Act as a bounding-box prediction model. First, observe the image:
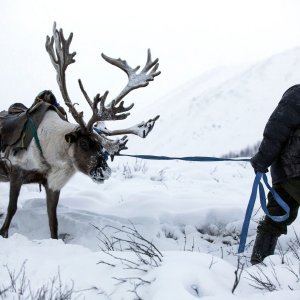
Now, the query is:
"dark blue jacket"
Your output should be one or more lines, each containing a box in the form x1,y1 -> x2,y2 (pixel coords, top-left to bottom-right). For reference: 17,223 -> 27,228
251,84 -> 300,184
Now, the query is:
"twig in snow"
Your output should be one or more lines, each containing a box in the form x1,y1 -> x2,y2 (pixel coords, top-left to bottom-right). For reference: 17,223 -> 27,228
209,257 -> 218,269
232,256 -> 245,294
246,265 -> 277,292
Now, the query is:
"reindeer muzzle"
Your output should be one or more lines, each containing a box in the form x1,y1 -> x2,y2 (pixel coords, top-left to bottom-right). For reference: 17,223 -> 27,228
90,165 -> 111,183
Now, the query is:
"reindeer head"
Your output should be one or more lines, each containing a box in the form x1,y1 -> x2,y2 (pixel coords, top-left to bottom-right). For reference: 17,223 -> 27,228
45,23 -> 160,183
65,129 -> 111,183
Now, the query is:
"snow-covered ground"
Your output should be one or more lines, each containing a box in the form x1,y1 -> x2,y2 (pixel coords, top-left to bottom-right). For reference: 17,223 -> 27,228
1,48 -> 300,299
1,157 -> 300,299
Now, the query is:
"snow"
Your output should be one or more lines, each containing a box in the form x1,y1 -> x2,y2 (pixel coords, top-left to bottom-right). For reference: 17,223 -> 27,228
126,47 -> 300,157
1,49 -> 300,299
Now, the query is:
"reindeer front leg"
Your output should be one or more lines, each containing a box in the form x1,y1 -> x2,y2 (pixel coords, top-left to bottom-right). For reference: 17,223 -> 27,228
0,172 -> 22,238
45,186 -> 60,239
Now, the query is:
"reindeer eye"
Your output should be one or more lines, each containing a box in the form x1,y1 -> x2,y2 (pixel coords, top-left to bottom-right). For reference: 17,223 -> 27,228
79,139 -> 89,150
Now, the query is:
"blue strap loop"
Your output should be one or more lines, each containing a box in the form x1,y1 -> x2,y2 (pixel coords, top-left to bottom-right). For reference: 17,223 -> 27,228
238,172 -> 290,253
260,173 -> 290,222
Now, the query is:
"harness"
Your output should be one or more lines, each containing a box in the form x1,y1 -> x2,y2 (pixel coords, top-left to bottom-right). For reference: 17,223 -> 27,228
26,116 -> 44,157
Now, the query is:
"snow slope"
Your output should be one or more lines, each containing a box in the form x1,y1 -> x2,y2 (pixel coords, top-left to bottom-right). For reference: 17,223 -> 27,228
1,48 -> 300,299
126,48 -> 300,156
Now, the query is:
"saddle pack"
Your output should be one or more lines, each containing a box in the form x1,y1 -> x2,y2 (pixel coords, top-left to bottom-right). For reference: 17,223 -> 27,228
0,91 -> 66,157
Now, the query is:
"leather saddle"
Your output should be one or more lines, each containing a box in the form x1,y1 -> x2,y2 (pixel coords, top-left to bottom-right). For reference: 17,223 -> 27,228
0,100 -> 66,156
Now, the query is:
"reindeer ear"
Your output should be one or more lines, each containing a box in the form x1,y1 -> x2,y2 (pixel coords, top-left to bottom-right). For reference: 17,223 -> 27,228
65,132 -> 78,144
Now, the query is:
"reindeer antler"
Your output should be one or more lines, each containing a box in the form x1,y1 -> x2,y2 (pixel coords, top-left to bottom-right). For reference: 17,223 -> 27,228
46,22 -> 160,142
80,50 -> 161,132
45,22 -> 87,131
102,49 -> 161,105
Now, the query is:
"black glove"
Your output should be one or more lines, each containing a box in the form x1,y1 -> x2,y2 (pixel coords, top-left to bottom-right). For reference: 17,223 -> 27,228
250,160 -> 268,174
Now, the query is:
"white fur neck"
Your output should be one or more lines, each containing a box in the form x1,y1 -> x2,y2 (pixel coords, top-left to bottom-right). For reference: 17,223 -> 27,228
9,110 -> 79,191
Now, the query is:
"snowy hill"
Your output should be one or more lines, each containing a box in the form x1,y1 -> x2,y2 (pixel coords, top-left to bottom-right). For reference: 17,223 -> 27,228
126,47 -> 300,156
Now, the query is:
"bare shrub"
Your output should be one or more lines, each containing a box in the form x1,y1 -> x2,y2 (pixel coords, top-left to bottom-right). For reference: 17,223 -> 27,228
94,223 -> 163,268
246,264 -> 279,292
93,223 -> 163,299
0,262 -> 75,300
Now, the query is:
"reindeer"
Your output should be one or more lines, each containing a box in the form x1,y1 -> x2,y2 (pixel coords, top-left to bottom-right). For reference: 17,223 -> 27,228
0,23 -> 160,239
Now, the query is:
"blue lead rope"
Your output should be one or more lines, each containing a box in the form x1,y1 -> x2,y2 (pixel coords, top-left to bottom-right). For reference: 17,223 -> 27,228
238,172 -> 290,253
118,154 -> 290,254
117,153 -> 251,162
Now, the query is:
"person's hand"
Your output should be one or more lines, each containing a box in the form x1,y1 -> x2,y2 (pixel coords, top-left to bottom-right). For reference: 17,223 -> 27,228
250,161 -> 268,174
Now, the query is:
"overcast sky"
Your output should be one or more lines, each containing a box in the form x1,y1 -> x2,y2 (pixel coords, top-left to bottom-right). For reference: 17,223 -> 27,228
1,0 -> 300,113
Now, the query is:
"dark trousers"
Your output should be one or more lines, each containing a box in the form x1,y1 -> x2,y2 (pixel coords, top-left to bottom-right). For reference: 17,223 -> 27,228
257,177 -> 300,236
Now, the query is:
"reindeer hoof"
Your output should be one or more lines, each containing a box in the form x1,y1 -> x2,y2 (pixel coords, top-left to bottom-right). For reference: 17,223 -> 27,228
58,233 -> 72,242
0,229 -> 8,238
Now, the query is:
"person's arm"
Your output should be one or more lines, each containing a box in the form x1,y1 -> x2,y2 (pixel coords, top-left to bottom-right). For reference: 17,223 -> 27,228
251,85 -> 300,172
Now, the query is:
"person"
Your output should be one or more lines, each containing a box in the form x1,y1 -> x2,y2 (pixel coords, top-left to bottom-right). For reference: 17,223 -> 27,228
250,84 -> 300,265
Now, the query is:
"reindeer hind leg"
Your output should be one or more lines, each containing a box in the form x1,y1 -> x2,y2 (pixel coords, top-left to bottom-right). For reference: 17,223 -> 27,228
0,174 -> 22,238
